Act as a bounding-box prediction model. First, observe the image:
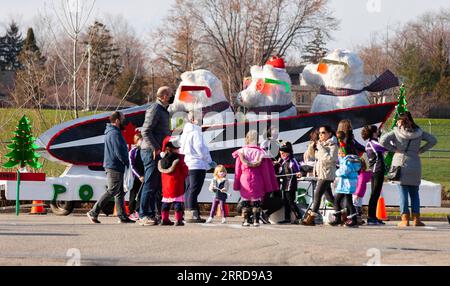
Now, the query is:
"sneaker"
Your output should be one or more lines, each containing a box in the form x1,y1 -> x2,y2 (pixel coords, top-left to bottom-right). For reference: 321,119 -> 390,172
87,212 -> 101,224
206,217 -> 213,224
253,221 -> 260,227
175,220 -> 185,226
117,217 -> 135,224
138,217 -> 158,226
259,212 -> 269,224
221,218 -> 227,224
367,218 -> 384,225
377,219 -> 386,225
128,211 -> 139,222
242,221 -> 251,227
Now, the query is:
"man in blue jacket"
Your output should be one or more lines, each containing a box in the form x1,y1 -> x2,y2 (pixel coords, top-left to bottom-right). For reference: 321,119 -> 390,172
87,111 -> 133,224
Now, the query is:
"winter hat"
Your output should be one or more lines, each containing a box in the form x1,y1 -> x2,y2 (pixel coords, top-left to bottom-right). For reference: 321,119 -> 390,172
266,56 -> 286,69
279,141 -> 293,154
160,136 -> 180,158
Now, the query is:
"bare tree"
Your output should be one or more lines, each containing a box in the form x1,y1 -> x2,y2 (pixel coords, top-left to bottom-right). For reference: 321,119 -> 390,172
150,0 -> 205,84
183,0 -> 338,94
43,0 -> 96,118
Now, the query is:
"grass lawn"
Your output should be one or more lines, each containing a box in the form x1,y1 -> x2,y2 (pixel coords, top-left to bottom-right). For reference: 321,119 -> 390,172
0,108 -> 104,177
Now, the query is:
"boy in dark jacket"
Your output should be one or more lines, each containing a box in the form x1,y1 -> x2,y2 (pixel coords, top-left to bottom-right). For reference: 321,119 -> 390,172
277,142 -> 303,224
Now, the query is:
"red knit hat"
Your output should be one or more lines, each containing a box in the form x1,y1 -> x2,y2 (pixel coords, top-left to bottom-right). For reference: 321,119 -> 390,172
266,56 -> 286,69
160,136 -> 179,158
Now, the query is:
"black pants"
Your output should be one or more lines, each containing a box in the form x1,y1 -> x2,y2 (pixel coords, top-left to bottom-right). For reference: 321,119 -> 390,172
185,169 -> 206,211
334,193 -> 356,216
368,171 -> 384,219
282,190 -> 302,220
162,202 -> 184,212
128,177 -> 142,214
311,180 -> 335,213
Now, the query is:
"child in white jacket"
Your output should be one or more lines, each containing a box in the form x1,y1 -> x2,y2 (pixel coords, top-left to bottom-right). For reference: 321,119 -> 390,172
180,112 -> 214,223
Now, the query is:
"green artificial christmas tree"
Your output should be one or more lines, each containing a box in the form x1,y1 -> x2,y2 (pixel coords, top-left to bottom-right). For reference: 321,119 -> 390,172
3,115 -> 42,216
3,115 -> 42,169
385,84 -> 408,170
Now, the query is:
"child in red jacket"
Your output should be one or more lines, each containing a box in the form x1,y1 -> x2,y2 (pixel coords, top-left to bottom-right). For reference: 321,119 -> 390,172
158,136 -> 189,226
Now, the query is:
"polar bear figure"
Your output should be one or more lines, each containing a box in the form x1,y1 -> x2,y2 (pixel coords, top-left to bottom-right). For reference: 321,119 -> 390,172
168,69 -> 234,126
237,56 -> 297,122
302,49 -> 371,113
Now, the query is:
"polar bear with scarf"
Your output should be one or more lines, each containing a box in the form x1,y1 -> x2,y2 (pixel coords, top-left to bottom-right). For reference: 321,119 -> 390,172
237,56 -> 297,121
302,49 -> 399,112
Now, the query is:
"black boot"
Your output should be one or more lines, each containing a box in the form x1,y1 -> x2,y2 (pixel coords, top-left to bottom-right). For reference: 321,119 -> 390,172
329,211 -> 342,226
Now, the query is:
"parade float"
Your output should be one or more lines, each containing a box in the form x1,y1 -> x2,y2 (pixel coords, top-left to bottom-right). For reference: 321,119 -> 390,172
0,50 -> 442,215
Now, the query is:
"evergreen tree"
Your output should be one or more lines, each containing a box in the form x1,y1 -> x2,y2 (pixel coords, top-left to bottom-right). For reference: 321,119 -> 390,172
0,21 -> 24,71
113,68 -> 147,104
14,28 -> 47,107
86,21 -> 122,85
301,29 -> 328,64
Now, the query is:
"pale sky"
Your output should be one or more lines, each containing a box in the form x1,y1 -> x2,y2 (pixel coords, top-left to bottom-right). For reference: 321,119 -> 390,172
0,0 -> 449,51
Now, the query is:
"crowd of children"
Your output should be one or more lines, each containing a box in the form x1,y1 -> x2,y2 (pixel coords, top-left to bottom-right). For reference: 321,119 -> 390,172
121,113 -> 434,229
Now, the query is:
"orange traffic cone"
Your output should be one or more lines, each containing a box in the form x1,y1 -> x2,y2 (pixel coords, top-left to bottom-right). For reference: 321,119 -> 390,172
30,200 -> 47,215
376,196 -> 388,221
113,202 -> 130,217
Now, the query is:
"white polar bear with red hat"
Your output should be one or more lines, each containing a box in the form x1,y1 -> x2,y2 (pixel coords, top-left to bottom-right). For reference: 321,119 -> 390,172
168,69 -> 234,126
301,49 -> 399,112
237,56 -> 297,121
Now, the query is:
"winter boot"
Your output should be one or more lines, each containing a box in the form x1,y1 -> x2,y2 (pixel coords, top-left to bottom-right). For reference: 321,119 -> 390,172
242,207 -> 251,227
184,210 -> 195,222
253,207 -> 261,227
398,214 -> 410,227
412,213 -> 425,227
175,211 -> 184,226
160,211 -> 174,226
328,211 -> 342,226
301,210 -> 316,226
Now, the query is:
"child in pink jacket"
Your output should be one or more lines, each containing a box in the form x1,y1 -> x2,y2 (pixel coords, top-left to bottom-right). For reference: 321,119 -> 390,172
233,130 -> 278,227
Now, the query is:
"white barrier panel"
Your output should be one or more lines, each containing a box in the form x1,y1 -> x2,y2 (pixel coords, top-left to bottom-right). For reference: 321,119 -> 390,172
197,174 -> 442,207
1,173 -> 441,207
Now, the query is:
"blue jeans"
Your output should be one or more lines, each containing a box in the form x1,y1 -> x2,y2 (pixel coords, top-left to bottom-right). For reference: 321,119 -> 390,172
398,185 -> 420,215
139,150 -> 162,219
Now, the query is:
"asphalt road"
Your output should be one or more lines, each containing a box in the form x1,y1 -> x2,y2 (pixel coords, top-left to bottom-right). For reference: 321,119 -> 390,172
0,214 -> 449,266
